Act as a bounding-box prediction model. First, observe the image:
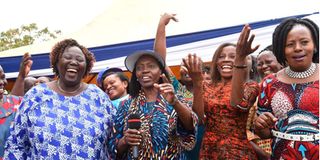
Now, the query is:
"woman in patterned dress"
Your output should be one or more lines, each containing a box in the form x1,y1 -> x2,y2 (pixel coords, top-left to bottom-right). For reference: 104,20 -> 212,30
4,39 -> 116,159
254,18 -> 319,159
184,25 -> 260,159
153,13 -> 207,160
0,52 -> 32,160
110,50 -> 198,159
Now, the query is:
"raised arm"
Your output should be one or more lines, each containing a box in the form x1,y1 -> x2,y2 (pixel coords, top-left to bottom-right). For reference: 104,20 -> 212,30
230,24 -> 259,110
11,52 -> 33,96
153,13 -> 178,75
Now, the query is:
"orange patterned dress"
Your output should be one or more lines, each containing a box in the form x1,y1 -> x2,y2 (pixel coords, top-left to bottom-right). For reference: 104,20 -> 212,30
200,81 -> 258,160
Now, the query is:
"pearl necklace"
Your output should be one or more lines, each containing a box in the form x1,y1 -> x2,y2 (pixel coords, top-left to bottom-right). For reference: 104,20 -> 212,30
285,63 -> 317,79
56,80 -> 83,95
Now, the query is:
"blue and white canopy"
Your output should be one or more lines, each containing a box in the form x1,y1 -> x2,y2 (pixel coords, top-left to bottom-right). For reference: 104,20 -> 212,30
0,0 -> 318,79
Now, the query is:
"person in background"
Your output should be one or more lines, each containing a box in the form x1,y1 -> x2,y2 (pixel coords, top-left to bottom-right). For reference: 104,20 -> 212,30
245,54 -> 272,159
110,50 -> 198,159
184,24 -> 259,159
97,67 -> 129,109
24,76 -> 52,94
4,38 -> 116,159
153,13 -> 204,159
254,18 -> 319,159
202,65 -> 212,84
36,76 -> 52,84
256,45 -> 282,79
0,52 -> 32,160
246,45 -> 282,159
24,76 -> 37,94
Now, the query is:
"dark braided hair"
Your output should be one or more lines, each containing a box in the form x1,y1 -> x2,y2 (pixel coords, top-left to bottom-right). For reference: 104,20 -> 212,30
272,18 -> 319,66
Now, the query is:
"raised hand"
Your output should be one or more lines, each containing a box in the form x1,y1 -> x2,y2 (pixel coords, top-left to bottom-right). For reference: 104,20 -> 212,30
182,54 -> 203,83
236,24 -> 259,60
160,13 -> 178,26
19,52 -> 33,78
154,74 -> 177,105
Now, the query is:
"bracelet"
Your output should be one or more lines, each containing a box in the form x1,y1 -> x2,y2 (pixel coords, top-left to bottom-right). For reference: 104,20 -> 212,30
169,96 -> 178,106
233,64 -> 247,69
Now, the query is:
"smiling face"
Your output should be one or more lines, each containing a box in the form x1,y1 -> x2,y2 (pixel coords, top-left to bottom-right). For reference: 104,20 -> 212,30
257,51 -> 282,78
57,46 -> 87,85
285,24 -> 315,72
216,45 -> 236,81
103,73 -> 128,100
135,55 -> 162,88
0,66 -> 8,99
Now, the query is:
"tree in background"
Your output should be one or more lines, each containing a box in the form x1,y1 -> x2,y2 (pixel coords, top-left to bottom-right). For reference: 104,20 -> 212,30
0,23 -> 61,52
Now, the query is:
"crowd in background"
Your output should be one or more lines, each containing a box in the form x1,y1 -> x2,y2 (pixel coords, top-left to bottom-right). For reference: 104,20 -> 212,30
0,13 -> 318,160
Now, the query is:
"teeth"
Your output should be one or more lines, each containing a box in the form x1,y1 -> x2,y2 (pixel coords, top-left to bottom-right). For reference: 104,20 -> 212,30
67,69 -> 77,73
264,71 -> 272,74
222,65 -> 232,69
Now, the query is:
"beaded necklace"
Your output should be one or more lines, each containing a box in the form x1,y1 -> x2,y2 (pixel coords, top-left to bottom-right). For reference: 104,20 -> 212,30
285,63 -> 317,79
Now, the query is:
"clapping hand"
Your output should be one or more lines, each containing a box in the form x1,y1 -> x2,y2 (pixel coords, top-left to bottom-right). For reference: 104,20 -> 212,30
255,112 -> 278,130
183,54 -> 203,84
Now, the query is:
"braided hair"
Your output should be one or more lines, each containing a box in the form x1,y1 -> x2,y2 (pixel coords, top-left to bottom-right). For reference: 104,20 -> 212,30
272,18 -> 319,66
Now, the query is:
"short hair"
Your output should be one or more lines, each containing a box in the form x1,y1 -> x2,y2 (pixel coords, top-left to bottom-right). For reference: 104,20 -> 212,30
101,71 -> 129,93
50,38 -> 95,77
272,18 -> 319,66
210,43 -> 236,85
257,45 -> 273,57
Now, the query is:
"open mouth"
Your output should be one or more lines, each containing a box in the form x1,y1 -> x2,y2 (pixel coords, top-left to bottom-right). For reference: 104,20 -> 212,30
221,65 -> 233,72
263,70 -> 273,75
66,68 -> 78,76
292,54 -> 306,61
141,76 -> 152,81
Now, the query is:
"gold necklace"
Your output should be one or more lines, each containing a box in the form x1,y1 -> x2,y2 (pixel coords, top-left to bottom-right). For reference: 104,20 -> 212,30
56,80 -> 83,95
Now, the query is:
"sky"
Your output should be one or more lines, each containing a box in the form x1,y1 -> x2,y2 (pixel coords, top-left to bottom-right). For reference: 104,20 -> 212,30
0,0 -> 318,35
0,0 -> 113,34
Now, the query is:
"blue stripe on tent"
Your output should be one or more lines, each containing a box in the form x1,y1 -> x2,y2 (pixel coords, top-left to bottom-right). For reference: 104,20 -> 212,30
0,12 -> 317,74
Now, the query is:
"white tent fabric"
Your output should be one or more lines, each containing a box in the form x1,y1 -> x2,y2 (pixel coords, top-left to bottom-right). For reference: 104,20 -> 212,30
0,0 -> 318,79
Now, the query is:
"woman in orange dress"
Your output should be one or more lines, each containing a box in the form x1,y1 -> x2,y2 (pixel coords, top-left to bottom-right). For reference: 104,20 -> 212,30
184,25 -> 260,159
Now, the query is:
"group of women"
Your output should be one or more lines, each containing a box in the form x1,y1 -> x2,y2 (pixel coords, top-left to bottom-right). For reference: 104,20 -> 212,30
0,14 -> 318,160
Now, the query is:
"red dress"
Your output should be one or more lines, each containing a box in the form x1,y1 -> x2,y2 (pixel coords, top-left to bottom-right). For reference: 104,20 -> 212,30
200,82 -> 257,160
0,95 -> 22,160
258,74 -> 319,160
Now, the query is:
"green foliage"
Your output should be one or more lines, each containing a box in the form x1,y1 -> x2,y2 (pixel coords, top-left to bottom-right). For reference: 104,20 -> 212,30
0,23 -> 61,52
